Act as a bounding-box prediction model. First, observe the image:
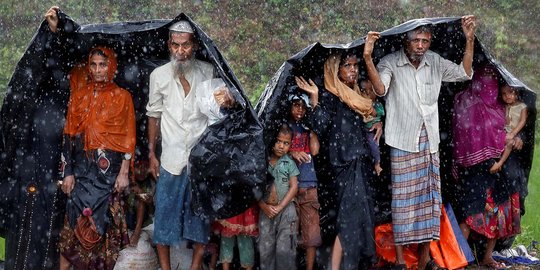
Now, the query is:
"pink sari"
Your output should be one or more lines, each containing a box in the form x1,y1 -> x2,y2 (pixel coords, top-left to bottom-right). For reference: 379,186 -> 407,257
453,65 -> 505,167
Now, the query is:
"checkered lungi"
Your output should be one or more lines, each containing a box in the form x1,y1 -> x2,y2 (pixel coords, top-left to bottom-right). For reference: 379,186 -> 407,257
390,126 -> 442,245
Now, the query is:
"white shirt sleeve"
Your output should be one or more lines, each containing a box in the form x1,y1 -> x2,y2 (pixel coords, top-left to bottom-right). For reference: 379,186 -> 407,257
441,57 -> 473,82
146,70 -> 163,118
377,57 -> 393,96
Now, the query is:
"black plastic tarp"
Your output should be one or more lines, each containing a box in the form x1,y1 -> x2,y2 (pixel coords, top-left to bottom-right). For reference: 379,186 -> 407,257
0,11 -> 265,269
255,16 -> 537,260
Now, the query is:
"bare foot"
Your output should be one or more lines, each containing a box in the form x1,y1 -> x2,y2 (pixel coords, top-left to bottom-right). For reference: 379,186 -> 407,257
481,258 -> 506,269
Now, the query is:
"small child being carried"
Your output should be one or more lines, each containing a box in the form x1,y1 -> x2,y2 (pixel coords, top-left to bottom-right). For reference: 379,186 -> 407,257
361,79 -> 385,175
489,84 -> 527,173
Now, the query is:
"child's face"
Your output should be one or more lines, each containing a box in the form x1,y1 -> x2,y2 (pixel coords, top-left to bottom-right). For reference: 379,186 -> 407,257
272,132 -> 292,158
501,85 -> 518,105
290,100 -> 307,122
366,82 -> 377,101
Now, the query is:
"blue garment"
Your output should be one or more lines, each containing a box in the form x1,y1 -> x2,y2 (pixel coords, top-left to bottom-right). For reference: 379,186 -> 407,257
153,167 -> 210,245
366,131 -> 381,163
365,101 -> 384,163
289,121 -> 318,188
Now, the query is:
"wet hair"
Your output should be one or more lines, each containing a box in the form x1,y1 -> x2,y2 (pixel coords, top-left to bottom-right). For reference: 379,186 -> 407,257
405,25 -> 433,43
89,48 -> 108,59
339,50 -> 359,65
359,79 -> 374,94
500,83 -> 520,96
277,123 -> 293,138
359,80 -> 369,90
291,99 -> 307,109
268,123 -> 293,153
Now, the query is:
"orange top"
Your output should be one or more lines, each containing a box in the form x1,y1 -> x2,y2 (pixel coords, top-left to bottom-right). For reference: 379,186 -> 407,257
64,46 -> 135,155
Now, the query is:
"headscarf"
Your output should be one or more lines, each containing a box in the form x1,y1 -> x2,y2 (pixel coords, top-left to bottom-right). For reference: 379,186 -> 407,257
453,64 -> 506,167
323,54 -> 373,118
63,46 -> 136,155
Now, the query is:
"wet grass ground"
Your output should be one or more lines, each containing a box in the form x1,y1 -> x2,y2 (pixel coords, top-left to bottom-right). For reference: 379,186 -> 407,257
516,145 -> 540,247
466,265 -> 540,269
485,142 -> 540,270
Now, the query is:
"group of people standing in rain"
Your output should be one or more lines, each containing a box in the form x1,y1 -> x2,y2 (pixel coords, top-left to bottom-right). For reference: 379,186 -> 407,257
40,5 -> 529,270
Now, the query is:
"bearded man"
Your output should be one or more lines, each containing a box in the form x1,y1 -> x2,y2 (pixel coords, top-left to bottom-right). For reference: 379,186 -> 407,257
362,16 -> 477,270
146,20 -> 234,270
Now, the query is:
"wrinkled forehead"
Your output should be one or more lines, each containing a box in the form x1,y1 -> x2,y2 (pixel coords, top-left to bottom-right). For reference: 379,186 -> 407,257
407,27 -> 432,41
169,32 -> 195,43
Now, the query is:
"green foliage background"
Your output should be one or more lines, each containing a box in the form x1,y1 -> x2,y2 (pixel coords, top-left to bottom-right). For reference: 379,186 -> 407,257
0,0 -> 539,244
1,0 -> 539,105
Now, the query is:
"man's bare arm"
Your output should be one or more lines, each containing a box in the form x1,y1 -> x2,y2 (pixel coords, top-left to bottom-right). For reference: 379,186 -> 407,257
147,117 -> 160,179
461,15 -> 477,77
363,31 -> 386,96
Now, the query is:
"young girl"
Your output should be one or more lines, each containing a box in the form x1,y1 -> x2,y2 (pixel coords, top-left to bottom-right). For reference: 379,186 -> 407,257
216,205 -> 259,270
127,160 -> 155,247
489,84 -> 528,173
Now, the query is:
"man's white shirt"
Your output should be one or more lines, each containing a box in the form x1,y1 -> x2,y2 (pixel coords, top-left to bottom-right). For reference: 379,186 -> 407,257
377,49 -> 472,153
146,59 -> 222,175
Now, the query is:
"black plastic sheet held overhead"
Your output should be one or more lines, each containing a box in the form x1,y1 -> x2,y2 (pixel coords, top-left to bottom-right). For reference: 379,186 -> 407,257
256,16 -> 536,251
257,16 -> 536,182
0,11 -> 265,270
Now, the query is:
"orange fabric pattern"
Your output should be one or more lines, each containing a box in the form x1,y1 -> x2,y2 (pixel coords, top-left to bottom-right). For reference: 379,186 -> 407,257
63,46 -> 135,155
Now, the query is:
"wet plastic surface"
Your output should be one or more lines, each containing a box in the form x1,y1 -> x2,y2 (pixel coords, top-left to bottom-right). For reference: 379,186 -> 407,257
255,17 -> 537,265
0,10 -> 265,269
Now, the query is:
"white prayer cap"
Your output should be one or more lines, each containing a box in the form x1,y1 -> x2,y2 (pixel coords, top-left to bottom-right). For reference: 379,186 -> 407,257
169,20 -> 194,33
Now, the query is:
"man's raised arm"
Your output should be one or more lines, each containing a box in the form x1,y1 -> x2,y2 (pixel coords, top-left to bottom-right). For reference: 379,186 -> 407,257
461,15 -> 477,77
363,31 -> 386,96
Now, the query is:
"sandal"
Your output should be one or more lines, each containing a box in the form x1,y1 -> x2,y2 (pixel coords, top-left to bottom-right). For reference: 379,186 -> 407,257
481,260 -> 507,270
426,259 -> 447,270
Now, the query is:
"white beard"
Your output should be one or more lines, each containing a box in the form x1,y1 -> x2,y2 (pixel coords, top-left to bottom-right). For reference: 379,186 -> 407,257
408,53 -> 424,63
171,55 -> 195,77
